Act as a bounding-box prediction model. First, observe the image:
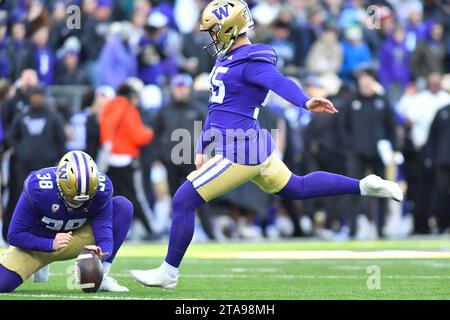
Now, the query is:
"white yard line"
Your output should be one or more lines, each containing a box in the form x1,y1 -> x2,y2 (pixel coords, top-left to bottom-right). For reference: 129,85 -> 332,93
40,269 -> 450,281
229,267 -> 279,273
195,250 -> 450,260
44,273 -> 450,280
41,272 -> 450,280
0,293 -> 198,300
179,274 -> 450,280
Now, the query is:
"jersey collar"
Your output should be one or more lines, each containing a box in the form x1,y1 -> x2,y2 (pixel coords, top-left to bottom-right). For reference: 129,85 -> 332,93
220,44 -> 251,61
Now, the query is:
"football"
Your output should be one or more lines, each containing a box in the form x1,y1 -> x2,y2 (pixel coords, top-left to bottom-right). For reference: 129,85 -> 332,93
75,248 -> 104,293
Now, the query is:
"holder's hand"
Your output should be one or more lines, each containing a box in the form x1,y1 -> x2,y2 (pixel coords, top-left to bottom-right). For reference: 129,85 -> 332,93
53,232 -> 73,251
84,245 -> 108,260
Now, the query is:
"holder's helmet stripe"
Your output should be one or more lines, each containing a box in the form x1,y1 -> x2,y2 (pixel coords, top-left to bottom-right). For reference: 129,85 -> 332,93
73,150 -> 89,196
81,152 -> 89,196
73,151 -> 83,196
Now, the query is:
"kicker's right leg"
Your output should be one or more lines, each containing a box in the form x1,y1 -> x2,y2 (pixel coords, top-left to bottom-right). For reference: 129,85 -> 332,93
277,172 -> 403,202
252,153 -> 403,202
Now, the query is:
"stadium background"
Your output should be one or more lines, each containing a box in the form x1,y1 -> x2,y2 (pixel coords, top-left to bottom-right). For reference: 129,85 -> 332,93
0,0 -> 449,249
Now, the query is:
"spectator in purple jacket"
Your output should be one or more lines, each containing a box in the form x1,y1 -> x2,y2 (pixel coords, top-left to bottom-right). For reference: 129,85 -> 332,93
379,26 -> 411,104
404,4 -> 427,52
137,11 -> 178,85
97,22 -> 137,89
25,26 -> 55,85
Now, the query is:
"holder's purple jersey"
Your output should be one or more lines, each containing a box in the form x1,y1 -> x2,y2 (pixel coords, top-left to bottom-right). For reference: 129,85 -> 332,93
197,43 -> 310,165
7,167 -> 114,259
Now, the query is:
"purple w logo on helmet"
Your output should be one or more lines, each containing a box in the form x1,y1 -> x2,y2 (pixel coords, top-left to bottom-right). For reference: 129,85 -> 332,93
212,4 -> 229,20
59,162 -> 68,180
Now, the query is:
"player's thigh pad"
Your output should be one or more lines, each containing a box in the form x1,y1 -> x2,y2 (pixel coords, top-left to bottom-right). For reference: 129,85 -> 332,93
251,153 -> 292,194
187,155 -> 261,202
0,223 -> 95,281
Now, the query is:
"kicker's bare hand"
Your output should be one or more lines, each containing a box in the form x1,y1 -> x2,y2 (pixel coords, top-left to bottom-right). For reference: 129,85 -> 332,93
53,232 -> 73,251
306,97 -> 339,114
195,153 -> 209,170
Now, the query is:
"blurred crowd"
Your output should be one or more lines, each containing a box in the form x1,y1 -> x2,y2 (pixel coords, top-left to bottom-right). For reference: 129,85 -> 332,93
0,0 -> 449,244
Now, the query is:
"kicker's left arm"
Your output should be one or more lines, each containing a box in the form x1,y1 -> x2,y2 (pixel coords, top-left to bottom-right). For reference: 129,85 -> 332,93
242,62 -> 310,110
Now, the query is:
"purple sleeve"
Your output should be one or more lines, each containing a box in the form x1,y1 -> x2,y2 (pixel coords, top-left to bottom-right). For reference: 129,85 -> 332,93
242,62 -> 310,110
195,114 -> 213,154
91,198 -> 114,261
7,194 -> 54,252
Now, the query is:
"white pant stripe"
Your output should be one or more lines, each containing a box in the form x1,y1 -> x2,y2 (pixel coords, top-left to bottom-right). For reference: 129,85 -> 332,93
192,158 -> 232,189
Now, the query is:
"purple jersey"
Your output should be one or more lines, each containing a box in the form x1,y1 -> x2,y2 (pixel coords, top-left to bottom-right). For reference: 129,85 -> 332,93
197,43 -> 310,165
7,167 -> 114,258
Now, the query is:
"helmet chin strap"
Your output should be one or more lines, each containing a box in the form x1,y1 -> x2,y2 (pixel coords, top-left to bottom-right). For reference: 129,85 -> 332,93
56,182 -> 86,209
221,24 -> 252,57
220,37 -> 236,57
66,198 -> 84,208
63,193 -> 84,209
220,28 -> 240,57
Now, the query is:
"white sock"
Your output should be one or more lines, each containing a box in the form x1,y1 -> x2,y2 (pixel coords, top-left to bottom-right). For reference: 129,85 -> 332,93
161,261 -> 178,278
103,262 -> 112,274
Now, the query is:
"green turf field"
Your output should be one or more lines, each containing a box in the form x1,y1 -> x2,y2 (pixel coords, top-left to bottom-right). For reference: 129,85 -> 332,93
1,238 -> 450,300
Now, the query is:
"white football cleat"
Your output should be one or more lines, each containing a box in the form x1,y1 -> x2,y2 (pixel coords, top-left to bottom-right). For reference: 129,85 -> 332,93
360,175 -> 404,202
131,267 -> 178,290
98,274 -> 129,292
32,264 -> 50,283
